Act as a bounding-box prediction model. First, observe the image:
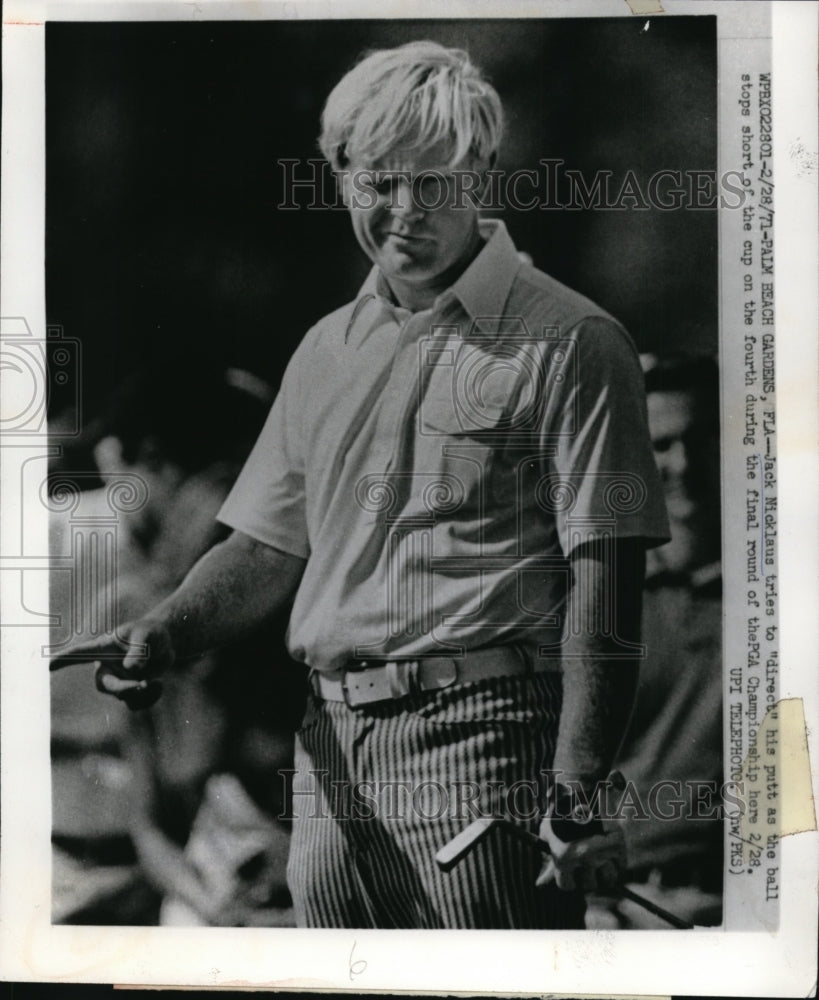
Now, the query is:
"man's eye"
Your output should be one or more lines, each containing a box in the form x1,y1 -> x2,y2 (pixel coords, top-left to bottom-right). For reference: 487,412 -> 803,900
416,173 -> 451,197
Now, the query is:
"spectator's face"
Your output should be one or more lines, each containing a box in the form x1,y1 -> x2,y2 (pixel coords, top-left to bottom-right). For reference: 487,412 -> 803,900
648,390 -> 697,522
343,139 -> 484,307
648,388 -> 720,571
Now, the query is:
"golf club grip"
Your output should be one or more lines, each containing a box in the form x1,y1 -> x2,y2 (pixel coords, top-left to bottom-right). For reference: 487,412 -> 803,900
435,818 -> 495,871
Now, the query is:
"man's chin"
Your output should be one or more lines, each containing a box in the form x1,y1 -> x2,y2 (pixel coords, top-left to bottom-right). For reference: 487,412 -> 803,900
380,259 -> 437,282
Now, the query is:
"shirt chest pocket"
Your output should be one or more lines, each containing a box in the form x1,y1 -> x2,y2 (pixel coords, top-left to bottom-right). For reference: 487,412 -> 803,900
418,342 -> 534,436
417,347 -> 529,510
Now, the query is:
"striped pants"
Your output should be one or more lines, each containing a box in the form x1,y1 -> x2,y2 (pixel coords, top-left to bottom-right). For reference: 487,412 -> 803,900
286,672 -> 586,929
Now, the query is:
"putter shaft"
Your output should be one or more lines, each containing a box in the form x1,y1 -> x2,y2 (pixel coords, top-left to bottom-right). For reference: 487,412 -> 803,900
436,817 -> 694,930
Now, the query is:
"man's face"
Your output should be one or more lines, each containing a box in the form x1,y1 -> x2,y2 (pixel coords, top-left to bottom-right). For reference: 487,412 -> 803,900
648,390 -> 698,523
648,388 -> 720,571
342,140 -> 485,308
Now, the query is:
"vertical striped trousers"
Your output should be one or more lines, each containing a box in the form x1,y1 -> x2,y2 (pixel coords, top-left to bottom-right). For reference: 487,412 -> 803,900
286,672 -> 586,929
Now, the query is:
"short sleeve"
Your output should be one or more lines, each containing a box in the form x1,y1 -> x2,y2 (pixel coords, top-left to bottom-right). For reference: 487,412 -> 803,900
541,316 -> 670,557
217,343 -> 311,559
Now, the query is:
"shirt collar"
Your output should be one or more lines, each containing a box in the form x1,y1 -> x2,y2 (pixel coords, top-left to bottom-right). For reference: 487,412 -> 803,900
449,219 -> 522,332
354,219 -> 522,337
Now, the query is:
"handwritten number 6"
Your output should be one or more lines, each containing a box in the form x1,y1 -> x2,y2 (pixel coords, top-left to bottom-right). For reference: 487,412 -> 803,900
349,940 -> 367,981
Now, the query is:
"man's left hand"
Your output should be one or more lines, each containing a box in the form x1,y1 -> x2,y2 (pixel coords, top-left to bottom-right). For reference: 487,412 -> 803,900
537,816 -> 626,892
536,773 -> 628,892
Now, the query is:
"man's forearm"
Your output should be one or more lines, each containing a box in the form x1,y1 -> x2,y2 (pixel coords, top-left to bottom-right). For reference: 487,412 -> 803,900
552,647 -> 638,791
146,530 -> 306,659
552,539 -> 645,795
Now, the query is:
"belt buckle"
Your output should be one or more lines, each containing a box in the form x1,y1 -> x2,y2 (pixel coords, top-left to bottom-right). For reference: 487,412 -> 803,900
421,656 -> 459,691
341,660 -> 416,707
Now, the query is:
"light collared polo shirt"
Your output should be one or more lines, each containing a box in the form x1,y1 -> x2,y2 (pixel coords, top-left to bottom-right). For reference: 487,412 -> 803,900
218,220 -> 669,673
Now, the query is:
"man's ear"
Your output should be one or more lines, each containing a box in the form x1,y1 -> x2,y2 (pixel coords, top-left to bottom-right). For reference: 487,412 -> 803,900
337,168 -> 352,209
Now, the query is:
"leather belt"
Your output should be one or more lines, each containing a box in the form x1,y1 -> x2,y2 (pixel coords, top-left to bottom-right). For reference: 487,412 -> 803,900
310,645 -> 548,709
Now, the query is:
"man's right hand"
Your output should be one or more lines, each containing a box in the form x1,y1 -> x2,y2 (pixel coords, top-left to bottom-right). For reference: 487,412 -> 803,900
49,532 -> 306,711
49,618 -> 176,710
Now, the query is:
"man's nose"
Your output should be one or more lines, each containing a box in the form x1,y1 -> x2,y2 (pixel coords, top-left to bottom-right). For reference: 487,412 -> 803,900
662,439 -> 689,478
390,178 -> 424,222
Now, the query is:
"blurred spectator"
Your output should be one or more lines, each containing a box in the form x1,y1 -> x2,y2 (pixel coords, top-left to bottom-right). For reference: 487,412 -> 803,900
49,359 -> 274,743
587,354 -> 723,929
124,489 -> 302,927
642,354 -> 721,580
126,650 -> 303,924
50,360 -> 304,925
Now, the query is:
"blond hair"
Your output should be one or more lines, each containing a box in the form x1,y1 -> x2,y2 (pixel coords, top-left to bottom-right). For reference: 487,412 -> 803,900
319,40 -> 503,172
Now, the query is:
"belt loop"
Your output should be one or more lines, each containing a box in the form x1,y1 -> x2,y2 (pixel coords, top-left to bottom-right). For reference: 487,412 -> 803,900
408,659 -> 421,695
386,660 -> 418,698
386,661 -> 401,698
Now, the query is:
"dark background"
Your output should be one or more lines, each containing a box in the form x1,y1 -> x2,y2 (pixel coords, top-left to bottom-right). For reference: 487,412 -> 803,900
46,16 -> 717,425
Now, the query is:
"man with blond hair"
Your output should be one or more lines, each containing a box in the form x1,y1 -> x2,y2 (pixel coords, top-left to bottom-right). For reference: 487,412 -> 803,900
54,40 -> 669,929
